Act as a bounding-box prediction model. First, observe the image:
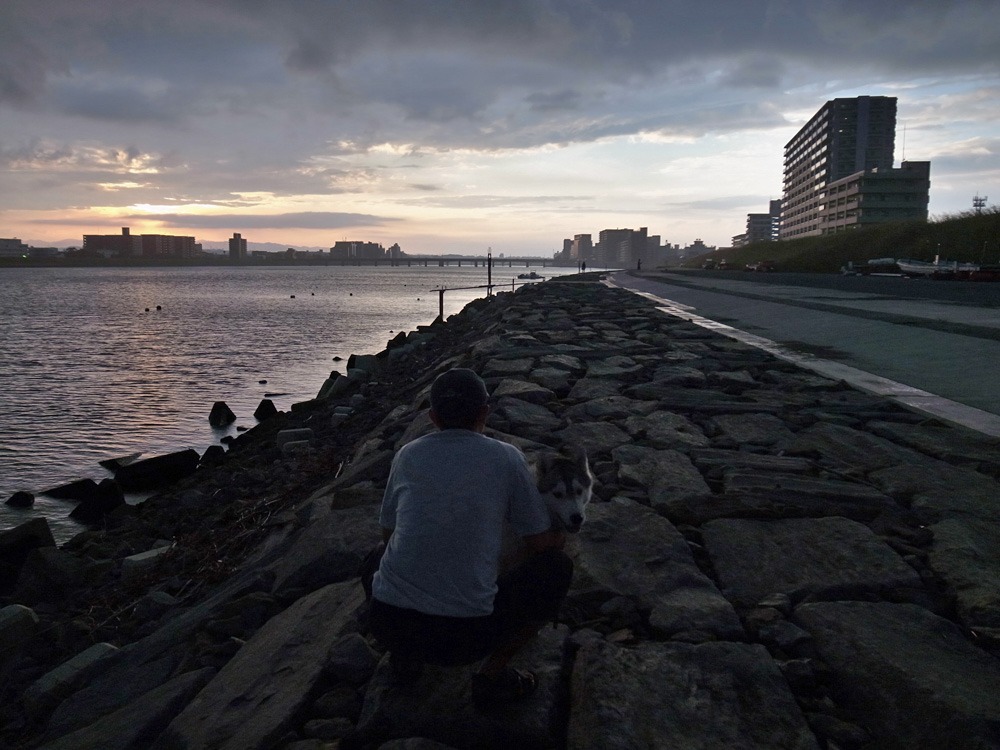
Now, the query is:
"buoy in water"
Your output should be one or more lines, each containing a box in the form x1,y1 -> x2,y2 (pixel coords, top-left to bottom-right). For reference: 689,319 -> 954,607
291,294 -> 296,298
156,305 -> 161,311
259,379 -> 267,384
145,308 -> 150,312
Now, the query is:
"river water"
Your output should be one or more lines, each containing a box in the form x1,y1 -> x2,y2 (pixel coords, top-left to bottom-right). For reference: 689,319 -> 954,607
0,263 -> 570,541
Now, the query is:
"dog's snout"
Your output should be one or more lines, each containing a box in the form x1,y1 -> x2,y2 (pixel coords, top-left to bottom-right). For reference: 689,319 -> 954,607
570,513 -> 583,528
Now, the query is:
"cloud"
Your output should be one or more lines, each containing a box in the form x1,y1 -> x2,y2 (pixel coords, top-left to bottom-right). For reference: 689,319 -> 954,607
126,211 -> 398,230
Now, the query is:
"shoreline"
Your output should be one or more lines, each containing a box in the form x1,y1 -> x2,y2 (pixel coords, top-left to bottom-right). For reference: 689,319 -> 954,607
2,273 -> 999,748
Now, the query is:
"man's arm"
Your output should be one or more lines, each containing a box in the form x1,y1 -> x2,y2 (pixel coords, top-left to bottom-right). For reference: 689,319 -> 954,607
381,526 -> 394,544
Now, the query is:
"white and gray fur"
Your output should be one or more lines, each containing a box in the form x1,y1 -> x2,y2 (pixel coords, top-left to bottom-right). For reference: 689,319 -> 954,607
500,446 -> 592,571
533,445 -> 593,534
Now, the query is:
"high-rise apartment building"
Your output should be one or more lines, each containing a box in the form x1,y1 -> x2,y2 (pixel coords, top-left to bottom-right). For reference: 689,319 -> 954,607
781,96 -> 898,239
229,232 -> 248,261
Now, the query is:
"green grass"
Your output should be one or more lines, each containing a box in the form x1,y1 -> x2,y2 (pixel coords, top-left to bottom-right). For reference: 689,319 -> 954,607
681,208 -> 1000,273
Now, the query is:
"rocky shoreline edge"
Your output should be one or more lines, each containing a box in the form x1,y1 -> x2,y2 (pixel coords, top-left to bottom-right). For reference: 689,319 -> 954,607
1,273 -> 999,749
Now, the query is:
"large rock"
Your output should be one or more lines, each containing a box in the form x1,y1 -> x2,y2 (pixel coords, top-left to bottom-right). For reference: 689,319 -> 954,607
869,460 -> 1000,523
780,422 -> 919,474
926,516 -> 1000,631
0,517 -> 56,593
114,449 -> 200,492
41,478 -> 99,502
554,422 -> 631,457
266,502 -> 381,600
702,517 -> 923,610
867,420 -> 1000,478
351,625 -> 567,749
253,398 -> 278,421
14,546 -> 89,605
24,642 -> 119,719
567,639 -> 819,750
720,472 -> 896,521
612,445 -> 712,514
794,601 -> 1000,749
68,478 -> 125,524
0,604 -> 39,672
38,668 -> 215,750
622,410 -> 709,449
571,498 -> 742,639
6,490 -> 35,507
152,581 -> 364,750
708,413 -> 795,446
208,401 -> 237,427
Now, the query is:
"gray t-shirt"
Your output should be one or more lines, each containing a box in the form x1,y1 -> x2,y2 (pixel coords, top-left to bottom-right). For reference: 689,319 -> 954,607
372,429 -> 550,617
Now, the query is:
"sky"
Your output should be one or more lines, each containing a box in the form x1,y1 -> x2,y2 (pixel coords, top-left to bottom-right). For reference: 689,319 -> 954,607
1,1 -> 998,256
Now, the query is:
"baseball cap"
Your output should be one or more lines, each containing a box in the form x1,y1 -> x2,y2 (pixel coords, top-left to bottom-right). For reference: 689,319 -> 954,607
430,368 -> 489,413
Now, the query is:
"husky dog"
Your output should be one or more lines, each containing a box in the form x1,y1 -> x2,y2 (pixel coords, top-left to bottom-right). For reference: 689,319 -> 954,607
500,446 -> 592,572
533,446 -> 593,534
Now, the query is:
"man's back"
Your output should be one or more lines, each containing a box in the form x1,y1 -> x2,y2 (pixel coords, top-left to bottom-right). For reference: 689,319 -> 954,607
372,429 -> 549,617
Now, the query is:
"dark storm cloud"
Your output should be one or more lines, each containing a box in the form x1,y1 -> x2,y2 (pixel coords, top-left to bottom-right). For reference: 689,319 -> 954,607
5,1 -> 1000,140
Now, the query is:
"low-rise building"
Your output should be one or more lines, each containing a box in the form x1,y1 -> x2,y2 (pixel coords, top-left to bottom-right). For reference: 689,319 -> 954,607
819,161 -> 930,234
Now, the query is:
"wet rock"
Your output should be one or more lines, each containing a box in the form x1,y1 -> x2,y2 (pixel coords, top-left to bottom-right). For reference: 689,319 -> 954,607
253,398 -> 278,421
209,401 -> 237,427
200,444 -> 226,466
68,478 -> 125,524
41,478 -> 100,502
114,449 -> 200,492
6,490 -> 34,507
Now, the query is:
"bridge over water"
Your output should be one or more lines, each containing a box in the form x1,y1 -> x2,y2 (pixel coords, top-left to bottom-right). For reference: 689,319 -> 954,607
326,255 -> 567,268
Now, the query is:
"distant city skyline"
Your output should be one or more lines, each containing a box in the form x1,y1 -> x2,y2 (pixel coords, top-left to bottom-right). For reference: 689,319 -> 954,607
1,1 -> 997,255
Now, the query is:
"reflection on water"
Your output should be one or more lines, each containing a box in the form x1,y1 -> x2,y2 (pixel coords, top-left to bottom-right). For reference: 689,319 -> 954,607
0,264 -> 571,540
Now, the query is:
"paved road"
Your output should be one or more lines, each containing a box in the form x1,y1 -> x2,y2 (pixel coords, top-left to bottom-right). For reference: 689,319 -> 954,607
609,270 -> 1000,436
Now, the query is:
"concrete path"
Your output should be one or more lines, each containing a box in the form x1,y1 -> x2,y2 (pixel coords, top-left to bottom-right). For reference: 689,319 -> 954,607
611,271 -> 1000,436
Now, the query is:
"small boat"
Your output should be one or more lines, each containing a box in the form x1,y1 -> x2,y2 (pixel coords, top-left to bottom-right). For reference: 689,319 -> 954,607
517,271 -> 542,279
897,258 -> 979,278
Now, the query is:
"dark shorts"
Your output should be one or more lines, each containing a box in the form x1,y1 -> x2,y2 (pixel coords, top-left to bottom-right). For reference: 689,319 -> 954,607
368,548 -> 573,666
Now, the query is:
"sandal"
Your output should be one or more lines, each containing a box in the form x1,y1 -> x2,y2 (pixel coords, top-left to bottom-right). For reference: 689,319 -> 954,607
471,667 -> 538,710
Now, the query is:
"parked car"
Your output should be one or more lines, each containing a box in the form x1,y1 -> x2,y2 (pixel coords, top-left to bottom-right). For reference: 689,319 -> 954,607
745,260 -> 776,272
702,259 -> 717,269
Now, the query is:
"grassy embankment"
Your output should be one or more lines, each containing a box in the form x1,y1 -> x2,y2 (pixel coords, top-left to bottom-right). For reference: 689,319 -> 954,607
683,209 -> 1000,274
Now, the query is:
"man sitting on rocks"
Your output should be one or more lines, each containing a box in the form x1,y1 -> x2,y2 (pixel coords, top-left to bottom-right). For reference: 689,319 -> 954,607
366,367 -> 573,709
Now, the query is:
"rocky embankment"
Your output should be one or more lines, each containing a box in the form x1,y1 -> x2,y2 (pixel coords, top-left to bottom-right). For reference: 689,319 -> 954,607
2,274 -> 1000,749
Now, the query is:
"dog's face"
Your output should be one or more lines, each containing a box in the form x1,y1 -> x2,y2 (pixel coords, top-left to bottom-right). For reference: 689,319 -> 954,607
534,447 -> 592,534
